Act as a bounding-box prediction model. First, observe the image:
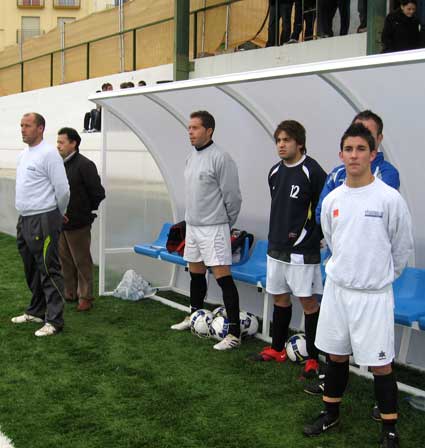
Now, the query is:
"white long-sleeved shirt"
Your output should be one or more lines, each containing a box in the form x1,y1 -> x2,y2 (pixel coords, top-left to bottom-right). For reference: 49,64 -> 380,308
15,140 -> 70,216
184,142 -> 242,227
321,177 -> 413,291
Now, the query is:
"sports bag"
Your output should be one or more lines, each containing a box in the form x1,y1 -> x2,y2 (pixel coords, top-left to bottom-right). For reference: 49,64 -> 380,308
230,229 -> 254,262
166,221 -> 186,255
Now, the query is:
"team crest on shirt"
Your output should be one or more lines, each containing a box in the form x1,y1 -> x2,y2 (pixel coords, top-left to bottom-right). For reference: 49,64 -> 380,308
365,210 -> 383,218
378,351 -> 386,360
333,209 -> 339,218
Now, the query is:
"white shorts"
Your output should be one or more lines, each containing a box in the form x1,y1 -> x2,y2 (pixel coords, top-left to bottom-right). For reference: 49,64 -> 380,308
315,277 -> 395,366
266,256 -> 324,297
183,223 -> 232,267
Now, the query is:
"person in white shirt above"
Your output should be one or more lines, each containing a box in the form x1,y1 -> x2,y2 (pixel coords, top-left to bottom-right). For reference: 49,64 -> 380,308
12,112 -> 70,337
303,123 -> 413,448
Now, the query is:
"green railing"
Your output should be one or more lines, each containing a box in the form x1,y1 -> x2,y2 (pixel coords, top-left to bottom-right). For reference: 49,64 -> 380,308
0,0 -> 389,94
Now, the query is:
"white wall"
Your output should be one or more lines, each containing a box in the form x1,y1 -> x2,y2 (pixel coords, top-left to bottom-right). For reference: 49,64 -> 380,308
0,64 -> 173,170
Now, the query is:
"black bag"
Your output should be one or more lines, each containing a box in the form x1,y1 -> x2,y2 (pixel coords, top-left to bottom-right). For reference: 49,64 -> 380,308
166,221 -> 186,255
230,229 -> 254,261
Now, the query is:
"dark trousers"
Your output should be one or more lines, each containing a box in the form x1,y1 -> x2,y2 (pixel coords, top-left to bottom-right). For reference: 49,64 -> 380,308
322,0 -> 351,36
59,226 -> 93,301
267,0 -> 301,46
358,0 -> 367,29
17,209 -> 65,329
296,0 -> 316,40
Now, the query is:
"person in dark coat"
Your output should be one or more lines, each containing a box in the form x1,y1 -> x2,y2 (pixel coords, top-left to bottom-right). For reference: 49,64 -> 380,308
57,127 -> 105,311
382,0 -> 421,53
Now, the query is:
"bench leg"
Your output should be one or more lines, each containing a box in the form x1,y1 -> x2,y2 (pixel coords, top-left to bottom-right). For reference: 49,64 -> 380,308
262,292 -> 271,339
398,325 -> 412,364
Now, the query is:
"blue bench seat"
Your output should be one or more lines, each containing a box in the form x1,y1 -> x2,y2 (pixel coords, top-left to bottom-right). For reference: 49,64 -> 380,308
134,222 -> 172,258
231,240 -> 267,287
393,267 -> 425,326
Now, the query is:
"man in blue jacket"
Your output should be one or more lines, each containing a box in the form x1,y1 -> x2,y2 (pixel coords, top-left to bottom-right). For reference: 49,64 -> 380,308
316,110 -> 400,225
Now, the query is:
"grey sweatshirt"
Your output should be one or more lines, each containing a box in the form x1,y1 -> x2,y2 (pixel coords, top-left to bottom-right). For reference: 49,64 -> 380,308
184,142 -> 242,227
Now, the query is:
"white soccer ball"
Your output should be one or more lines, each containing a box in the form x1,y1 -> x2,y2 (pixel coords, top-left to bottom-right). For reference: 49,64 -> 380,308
190,309 -> 213,338
285,333 -> 308,364
212,306 -> 227,319
210,316 -> 230,341
239,311 -> 259,337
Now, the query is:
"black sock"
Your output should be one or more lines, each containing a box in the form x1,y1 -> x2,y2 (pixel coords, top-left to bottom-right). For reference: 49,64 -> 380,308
271,304 -> 292,352
189,272 -> 207,313
324,401 -> 341,420
374,372 -> 398,432
304,309 -> 320,360
216,275 -> 240,338
323,359 -> 349,414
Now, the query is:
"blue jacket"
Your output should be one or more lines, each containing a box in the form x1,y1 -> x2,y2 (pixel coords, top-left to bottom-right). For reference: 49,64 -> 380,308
315,152 -> 400,224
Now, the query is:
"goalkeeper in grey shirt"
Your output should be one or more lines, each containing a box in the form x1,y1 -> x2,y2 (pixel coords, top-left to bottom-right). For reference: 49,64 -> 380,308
171,110 -> 243,351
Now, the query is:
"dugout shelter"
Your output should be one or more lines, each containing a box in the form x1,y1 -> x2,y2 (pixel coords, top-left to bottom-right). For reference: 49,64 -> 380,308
90,49 -> 425,372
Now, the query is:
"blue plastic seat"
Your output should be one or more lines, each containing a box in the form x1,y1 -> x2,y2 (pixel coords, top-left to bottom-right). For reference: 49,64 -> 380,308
418,315 -> 425,331
134,222 -> 172,258
231,240 -> 268,286
393,268 -> 425,326
159,250 -> 188,267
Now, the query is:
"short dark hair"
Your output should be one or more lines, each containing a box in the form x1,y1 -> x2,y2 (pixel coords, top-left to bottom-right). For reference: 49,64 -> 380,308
190,110 -> 215,134
24,112 -> 45,131
340,123 -> 376,152
352,110 -> 384,135
58,127 -> 81,151
138,80 -> 146,86
101,82 -> 112,91
273,120 -> 307,154
401,0 -> 417,6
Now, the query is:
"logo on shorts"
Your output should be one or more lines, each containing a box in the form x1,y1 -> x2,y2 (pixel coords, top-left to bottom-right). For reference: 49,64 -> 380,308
333,209 -> 339,218
365,210 -> 383,218
378,351 -> 386,360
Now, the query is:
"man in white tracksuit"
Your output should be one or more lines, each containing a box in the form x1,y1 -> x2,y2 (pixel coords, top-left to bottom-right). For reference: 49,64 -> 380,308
171,110 -> 243,351
303,123 -> 413,448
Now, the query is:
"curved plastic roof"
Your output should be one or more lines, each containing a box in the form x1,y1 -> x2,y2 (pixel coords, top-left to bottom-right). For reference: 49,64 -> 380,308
91,50 -> 425,267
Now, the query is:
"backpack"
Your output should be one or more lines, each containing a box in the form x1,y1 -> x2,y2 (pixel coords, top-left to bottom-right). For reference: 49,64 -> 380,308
230,228 -> 254,262
166,221 -> 186,255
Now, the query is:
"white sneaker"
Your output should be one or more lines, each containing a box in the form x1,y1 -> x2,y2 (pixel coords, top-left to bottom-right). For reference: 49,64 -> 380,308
170,316 -> 191,331
11,313 -> 44,324
213,334 -> 241,351
34,323 -> 57,337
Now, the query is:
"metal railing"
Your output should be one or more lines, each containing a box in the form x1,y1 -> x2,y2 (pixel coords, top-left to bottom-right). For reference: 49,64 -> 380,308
0,0 -> 389,95
17,0 -> 44,7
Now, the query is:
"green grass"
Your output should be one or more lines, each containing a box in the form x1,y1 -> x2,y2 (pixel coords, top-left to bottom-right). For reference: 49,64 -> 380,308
0,232 -> 424,447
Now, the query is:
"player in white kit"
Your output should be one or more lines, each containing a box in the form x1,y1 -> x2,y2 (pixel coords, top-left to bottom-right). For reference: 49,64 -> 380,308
303,123 -> 413,448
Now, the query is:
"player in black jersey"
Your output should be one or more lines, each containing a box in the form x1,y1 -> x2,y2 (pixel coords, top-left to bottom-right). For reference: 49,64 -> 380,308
253,120 -> 327,378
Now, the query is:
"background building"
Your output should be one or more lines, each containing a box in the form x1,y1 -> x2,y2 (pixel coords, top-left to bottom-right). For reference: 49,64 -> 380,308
0,0 -> 113,51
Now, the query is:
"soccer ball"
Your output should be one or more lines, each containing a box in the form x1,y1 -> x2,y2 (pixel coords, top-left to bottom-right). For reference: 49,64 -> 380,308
212,306 -> 227,319
285,333 -> 308,364
239,311 -> 259,338
190,309 -> 213,338
210,316 -> 230,341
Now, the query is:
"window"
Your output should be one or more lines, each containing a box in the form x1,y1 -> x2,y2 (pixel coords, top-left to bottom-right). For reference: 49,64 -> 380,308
53,0 -> 81,8
19,16 -> 41,43
17,0 -> 44,8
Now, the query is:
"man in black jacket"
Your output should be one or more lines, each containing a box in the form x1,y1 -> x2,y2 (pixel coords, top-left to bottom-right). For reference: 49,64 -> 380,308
57,128 -> 105,311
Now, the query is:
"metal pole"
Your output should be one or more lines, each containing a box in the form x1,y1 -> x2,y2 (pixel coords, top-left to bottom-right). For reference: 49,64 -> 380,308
173,0 -> 190,80
193,11 -> 198,59
50,52 -> 54,86
225,0 -> 230,50
60,21 -> 65,84
367,0 -> 387,55
133,28 -> 137,71
119,0 -> 125,72
18,31 -> 24,91
201,0 -> 206,54
86,42 -> 90,79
